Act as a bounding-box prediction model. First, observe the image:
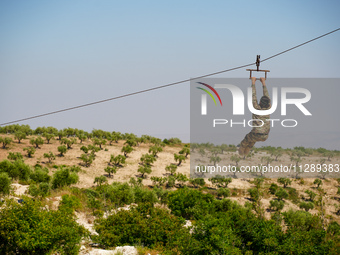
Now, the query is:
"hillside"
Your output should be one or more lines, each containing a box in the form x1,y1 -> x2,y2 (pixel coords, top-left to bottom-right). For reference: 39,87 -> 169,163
0,125 -> 340,254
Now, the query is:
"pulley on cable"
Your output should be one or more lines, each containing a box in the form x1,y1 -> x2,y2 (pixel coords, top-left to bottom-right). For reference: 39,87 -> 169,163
246,55 -> 270,80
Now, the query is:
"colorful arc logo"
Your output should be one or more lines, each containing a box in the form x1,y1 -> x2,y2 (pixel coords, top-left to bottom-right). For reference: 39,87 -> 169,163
196,82 -> 223,106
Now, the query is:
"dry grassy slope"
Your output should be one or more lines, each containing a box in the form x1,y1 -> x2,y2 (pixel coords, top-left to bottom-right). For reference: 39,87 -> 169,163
0,134 -> 190,188
1,134 -> 340,223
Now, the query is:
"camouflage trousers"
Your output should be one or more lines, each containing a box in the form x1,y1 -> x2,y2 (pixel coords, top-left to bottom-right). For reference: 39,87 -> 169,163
239,131 -> 269,157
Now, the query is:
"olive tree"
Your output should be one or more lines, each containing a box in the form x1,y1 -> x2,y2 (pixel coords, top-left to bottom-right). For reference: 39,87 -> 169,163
104,166 -> 117,178
179,146 -> 190,158
14,131 -> 26,143
165,164 -> 178,175
94,176 -> 108,186
23,147 -> 36,158
43,151 -> 55,163
42,133 -> 54,144
174,154 -> 186,166
109,154 -> 126,167
149,145 -> 163,157
138,165 -> 152,178
121,145 -> 133,157
57,145 -> 67,157
0,137 -> 12,149
30,137 -> 44,148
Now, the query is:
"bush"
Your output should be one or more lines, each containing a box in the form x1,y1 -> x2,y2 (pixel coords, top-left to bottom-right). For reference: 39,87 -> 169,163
299,201 -> 314,212
275,188 -> 289,201
174,153 -> 186,166
314,178 -> 322,188
167,187 -> 214,220
269,183 -> 278,194
94,204 -> 188,249
151,176 -> 167,187
94,176 -> 107,186
51,167 -> 79,189
165,164 -> 177,175
0,198 -> 87,254
28,182 -> 50,197
0,159 -> 31,181
287,187 -> 300,203
209,175 -> 232,188
269,199 -> 285,211
58,145 -> 67,156
29,136 -> 44,148
133,187 -> 158,205
43,151 -> 55,163
138,165 -> 152,178
59,194 -> 82,213
278,177 -> 292,188
30,167 -> 51,183
217,188 -> 230,198
153,186 -> 169,204
105,182 -> 135,207
248,187 -> 261,202
7,152 -> 23,161
104,166 -> 117,178
80,153 -> 95,167
110,154 -> 126,167
23,146 -> 36,158
0,172 -> 11,197
0,137 -> 12,149
189,178 -> 206,188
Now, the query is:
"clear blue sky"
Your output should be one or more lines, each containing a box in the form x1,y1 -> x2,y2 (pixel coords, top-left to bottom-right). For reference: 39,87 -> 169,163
0,0 -> 339,142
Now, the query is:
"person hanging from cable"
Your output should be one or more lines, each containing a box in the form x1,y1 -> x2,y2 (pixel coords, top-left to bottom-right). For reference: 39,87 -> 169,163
238,77 -> 271,158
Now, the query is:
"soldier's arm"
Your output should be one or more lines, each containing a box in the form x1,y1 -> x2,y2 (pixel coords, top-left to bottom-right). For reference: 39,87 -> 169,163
251,78 -> 261,109
260,77 -> 270,98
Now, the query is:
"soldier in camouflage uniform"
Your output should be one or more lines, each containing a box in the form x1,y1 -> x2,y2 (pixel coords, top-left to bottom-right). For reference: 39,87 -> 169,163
239,77 -> 271,158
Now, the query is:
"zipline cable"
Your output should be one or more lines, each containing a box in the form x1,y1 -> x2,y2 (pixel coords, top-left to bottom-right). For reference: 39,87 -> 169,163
1,27 -> 340,126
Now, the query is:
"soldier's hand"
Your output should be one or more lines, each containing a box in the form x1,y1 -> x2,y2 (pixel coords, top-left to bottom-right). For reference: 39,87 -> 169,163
251,77 -> 257,85
260,77 -> 266,85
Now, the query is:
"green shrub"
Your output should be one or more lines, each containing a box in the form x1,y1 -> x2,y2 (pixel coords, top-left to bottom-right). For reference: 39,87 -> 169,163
59,194 -> 82,213
30,167 -> 50,183
305,190 -> 317,202
278,177 -> 292,188
287,187 -> 300,203
0,198 -> 87,254
58,145 -> 67,156
133,187 -> 158,205
151,176 -> 167,187
43,151 -> 55,163
153,186 -> 168,204
209,175 -> 232,188
0,137 -> 12,149
167,187 -> 214,220
30,136 -> 44,148
166,175 -> 176,188
189,178 -> 206,188
0,159 -> 31,181
94,204 -> 188,249
217,188 -> 230,198
299,201 -> 314,212
269,183 -> 279,194
248,187 -> 261,202
165,164 -> 177,175
23,146 -> 36,158
0,172 -> 11,197
275,188 -> 289,201
7,152 -> 23,161
105,182 -> 134,207
28,182 -> 50,197
269,199 -> 285,211
51,167 -> 79,189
